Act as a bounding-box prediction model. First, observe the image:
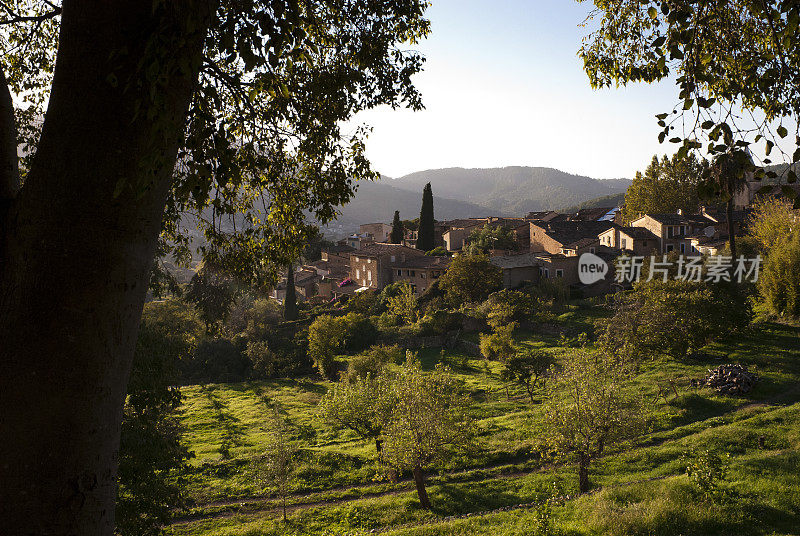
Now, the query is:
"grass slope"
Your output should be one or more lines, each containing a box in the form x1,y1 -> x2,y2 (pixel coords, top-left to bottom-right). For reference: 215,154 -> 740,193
168,309 -> 800,536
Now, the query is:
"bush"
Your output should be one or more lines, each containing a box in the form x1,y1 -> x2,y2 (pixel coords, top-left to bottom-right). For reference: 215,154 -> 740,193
308,313 -> 377,379
485,289 -> 535,328
600,279 -> 751,361
347,290 -> 381,315
760,230 -> 800,317
246,340 -> 277,377
347,345 -> 403,382
417,310 -> 463,336
479,322 -> 516,361
185,338 -> 250,383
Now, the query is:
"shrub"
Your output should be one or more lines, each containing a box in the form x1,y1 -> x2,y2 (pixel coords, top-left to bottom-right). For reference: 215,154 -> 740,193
479,322 -> 516,361
347,345 -> 403,382
760,230 -> 800,317
600,279 -> 751,361
386,283 -> 418,324
485,289 -> 535,328
308,313 -> 377,379
347,290 -> 381,315
246,340 -> 277,378
186,338 -> 250,383
682,448 -> 730,501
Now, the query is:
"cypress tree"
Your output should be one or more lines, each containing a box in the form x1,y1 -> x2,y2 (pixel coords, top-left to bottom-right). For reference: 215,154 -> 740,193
390,210 -> 404,244
417,183 -> 435,251
284,268 -> 298,321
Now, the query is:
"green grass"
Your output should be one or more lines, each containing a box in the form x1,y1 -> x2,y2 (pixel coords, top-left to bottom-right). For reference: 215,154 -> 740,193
169,310 -> 800,536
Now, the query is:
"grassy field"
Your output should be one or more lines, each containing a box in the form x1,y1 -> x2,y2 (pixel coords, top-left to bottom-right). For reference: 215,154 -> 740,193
167,304 -> 800,536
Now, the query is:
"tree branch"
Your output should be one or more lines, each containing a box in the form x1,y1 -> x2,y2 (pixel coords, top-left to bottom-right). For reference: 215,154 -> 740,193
0,7 -> 60,25
0,63 -> 19,203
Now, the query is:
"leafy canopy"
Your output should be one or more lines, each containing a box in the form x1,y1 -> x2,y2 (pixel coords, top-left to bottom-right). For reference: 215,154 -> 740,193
580,0 -> 800,180
3,0 -> 430,284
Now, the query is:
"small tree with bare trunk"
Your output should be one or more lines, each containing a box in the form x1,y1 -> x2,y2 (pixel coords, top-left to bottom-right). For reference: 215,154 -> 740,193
259,407 -> 298,523
542,350 -> 647,494
381,352 -> 473,509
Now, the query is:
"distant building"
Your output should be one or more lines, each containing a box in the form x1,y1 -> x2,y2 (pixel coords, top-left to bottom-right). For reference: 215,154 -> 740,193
359,222 -> 393,243
391,255 -> 451,296
349,243 -> 425,290
529,220 -> 615,255
598,225 -> 659,256
489,253 -> 541,289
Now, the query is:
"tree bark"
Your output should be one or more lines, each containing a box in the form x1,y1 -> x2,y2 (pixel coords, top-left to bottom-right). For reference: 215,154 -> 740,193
412,465 -> 432,509
578,453 -> 591,494
727,198 -> 737,262
0,2 -> 214,534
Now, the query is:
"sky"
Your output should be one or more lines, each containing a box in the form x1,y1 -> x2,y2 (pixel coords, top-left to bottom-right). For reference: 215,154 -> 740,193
347,0 -> 687,180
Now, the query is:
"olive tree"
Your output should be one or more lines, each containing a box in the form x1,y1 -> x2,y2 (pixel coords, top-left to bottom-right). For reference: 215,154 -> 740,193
543,350 -> 647,493
317,372 -> 396,454
259,408 -> 298,523
0,1 -> 429,532
381,353 -> 474,509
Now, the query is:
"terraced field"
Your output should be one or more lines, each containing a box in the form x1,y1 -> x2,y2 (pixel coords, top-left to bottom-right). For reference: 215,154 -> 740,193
167,309 -> 800,536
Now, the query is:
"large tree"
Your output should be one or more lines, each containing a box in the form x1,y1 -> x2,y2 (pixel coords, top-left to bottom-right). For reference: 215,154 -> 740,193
417,182 -> 434,251
621,153 -> 704,223
0,1 -> 429,533
580,1 -> 800,192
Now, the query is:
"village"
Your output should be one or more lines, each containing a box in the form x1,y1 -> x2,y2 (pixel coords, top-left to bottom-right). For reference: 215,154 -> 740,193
276,176 -> 787,304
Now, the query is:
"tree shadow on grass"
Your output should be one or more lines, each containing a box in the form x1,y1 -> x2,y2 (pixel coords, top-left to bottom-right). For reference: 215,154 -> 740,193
429,481 -> 522,516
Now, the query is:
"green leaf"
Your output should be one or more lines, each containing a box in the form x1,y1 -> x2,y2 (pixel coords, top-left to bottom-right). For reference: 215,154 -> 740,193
778,125 -> 789,138
781,185 -> 797,199
648,6 -> 658,19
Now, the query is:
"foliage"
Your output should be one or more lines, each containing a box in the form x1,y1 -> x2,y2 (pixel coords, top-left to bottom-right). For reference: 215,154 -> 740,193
416,309 -> 462,336
381,353 -> 474,508
579,0 -> 800,172
542,350 -> 647,493
417,183 -> 435,251
479,322 -> 517,361
386,282 -> 418,324
438,254 -> 502,306
308,315 -> 345,380
681,448 -> 730,502
185,338 -> 251,383
621,153 -> 704,223
500,349 -> 554,402
600,280 -> 751,361
259,408 -> 299,522
317,372 -> 396,453
246,340 -> 278,378
485,289 -> 535,328
230,297 -> 283,339
184,262 -> 238,333
532,278 -> 569,311
117,301 -> 197,536
747,196 -> 797,254
308,313 -> 377,379
5,0 -> 432,283
760,230 -> 800,317
467,224 -> 518,255
347,290 -> 382,316
425,246 -> 451,256
390,210 -> 404,244
347,345 -> 403,383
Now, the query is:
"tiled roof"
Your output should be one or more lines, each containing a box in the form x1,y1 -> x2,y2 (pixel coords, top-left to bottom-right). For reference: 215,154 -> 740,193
564,237 -> 600,249
351,243 -> 423,259
618,227 -> 659,240
536,220 -> 615,246
392,256 -> 452,269
490,253 -> 541,269
325,244 -> 356,254
569,207 -> 615,221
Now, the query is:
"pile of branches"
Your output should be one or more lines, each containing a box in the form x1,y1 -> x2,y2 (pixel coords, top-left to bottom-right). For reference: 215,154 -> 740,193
702,364 -> 758,395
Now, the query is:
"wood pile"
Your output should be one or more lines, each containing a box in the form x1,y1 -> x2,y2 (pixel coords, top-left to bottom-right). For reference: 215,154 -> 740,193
702,364 -> 758,395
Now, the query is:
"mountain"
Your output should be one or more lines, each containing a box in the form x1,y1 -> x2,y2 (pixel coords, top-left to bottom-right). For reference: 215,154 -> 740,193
320,179 -> 494,238
560,192 -> 627,213
390,167 -> 631,215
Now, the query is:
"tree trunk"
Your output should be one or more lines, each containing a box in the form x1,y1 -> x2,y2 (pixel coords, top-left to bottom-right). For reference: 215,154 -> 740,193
412,465 -> 431,509
283,495 -> 287,522
578,453 -> 591,494
375,438 -> 383,453
727,198 -> 737,262
0,2 -> 213,534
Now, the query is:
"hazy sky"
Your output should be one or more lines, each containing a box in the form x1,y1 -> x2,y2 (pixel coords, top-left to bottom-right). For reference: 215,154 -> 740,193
347,0 -> 685,180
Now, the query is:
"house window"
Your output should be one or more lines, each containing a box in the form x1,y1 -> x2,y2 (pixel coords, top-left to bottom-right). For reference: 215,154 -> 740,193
356,269 -> 361,278
680,243 -> 686,254
421,273 -> 427,279
368,271 -> 372,281
590,247 -> 595,253
667,227 -> 674,239
397,269 -> 402,276
410,270 -> 416,276
642,240 -> 647,247
666,244 -> 675,252
556,269 -> 563,278
621,238 -> 627,249
390,255 -> 396,262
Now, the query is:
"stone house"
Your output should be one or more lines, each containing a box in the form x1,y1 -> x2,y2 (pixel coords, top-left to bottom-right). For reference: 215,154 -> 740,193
628,213 -> 715,254
529,220 -> 615,255
391,255 -> 451,296
598,225 -> 660,256
349,243 -> 425,290
489,253 -> 541,289
359,222 -> 393,243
